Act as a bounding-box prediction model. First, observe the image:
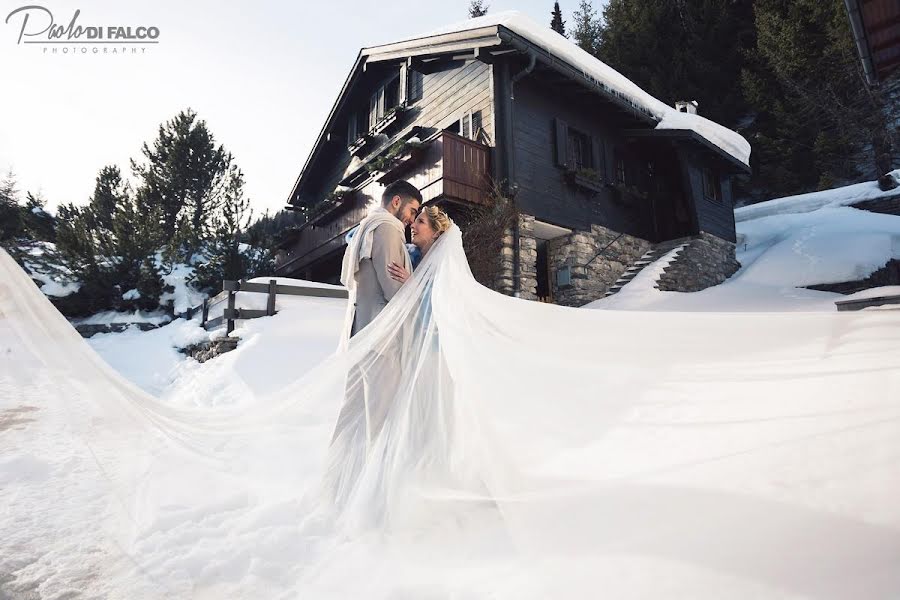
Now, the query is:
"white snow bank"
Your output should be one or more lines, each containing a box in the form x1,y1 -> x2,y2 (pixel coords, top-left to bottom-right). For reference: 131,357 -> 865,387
86,276 -> 346,404
419,11 -> 750,166
87,320 -> 211,396
735,170 -> 900,222
162,290 -> 346,407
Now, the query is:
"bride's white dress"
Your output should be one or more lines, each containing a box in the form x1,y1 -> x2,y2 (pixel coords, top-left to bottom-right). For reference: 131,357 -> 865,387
1,225 -> 899,599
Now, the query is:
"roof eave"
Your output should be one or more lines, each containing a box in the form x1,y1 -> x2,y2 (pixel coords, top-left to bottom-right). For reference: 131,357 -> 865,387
286,51 -> 365,208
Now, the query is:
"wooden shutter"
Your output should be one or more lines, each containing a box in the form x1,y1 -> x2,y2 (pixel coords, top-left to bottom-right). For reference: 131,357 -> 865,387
369,94 -> 378,130
554,118 -> 568,167
398,63 -> 408,105
347,112 -> 357,143
591,137 -> 605,177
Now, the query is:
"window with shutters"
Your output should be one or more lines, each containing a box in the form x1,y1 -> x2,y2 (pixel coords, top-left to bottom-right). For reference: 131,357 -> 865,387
554,118 -> 604,180
567,128 -> 592,171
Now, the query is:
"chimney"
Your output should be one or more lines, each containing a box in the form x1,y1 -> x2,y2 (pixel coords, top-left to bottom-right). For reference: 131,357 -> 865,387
675,100 -> 699,115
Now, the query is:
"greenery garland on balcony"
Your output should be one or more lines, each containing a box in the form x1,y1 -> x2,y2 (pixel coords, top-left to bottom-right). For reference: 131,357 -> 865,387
365,136 -> 426,175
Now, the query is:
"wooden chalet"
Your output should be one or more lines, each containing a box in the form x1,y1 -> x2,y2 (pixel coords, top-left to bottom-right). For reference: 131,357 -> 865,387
276,13 -> 751,305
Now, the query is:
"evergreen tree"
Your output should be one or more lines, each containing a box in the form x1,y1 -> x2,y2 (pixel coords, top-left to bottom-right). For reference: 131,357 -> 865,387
743,0 -> 897,195
131,108 -> 230,257
468,0 -> 488,18
191,165 -> 272,293
571,0 -> 601,56
0,169 -> 23,244
54,165 -> 169,316
597,0 -> 754,128
551,2 -> 567,37
21,191 -> 56,243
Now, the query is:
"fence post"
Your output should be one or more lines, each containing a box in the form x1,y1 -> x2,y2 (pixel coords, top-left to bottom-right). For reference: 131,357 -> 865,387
201,298 -> 209,328
267,279 -> 277,316
226,290 -> 235,335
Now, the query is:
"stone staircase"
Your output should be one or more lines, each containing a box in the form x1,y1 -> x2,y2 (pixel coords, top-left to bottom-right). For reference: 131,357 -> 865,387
603,238 -> 691,298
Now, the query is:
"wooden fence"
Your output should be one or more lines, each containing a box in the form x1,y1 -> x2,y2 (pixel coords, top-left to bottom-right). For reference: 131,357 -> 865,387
185,279 -> 348,334
835,293 -> 900,312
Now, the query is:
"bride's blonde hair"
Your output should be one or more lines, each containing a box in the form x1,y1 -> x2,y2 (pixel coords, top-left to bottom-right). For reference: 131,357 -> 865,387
420,205 -> 452,235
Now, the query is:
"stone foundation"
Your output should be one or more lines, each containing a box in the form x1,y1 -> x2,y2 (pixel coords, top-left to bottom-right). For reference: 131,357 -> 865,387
495,214 -> 539,300
548,224 -> 651,307
493,216 -> 739,305
656,232 -> 740,292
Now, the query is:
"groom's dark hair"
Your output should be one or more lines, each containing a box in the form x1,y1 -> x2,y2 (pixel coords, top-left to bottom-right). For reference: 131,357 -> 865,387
381,180 -> 423,207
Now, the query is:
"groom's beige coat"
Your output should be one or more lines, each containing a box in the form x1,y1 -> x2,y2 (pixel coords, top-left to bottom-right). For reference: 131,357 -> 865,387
350,222 -> 408,336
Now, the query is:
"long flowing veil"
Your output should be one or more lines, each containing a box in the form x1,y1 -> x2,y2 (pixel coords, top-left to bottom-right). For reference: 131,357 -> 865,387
1,220 -> 899,598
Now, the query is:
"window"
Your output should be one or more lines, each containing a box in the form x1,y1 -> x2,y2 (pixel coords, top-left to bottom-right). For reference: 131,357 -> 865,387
367,74 -> 402,132
347,112 -> 360,144
384,76 -> 400,112
456,110 -> 482,141
703,168 -> 722,202
408,69 -> 424,103
554,118 -> 603,177
567,128 -> 592,171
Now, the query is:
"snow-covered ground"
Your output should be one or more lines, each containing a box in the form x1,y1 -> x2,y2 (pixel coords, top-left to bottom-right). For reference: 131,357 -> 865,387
1,178 -> 899,598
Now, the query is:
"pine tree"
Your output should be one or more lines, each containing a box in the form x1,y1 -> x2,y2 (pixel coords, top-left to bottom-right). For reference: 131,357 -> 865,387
571,0 -> 601,56
21,191 -> 56,243
597,0 -> 754,128
54,165 -> 168,316
743,0 -> 895,195
131,108 -> 230,257
0,169 -> 23,244
551,2 -> 567,37
191,165 -> 272,293
468,0 -> 488,18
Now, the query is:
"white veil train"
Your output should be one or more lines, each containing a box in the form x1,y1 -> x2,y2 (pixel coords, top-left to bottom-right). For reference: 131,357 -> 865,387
1,221 -> 899,598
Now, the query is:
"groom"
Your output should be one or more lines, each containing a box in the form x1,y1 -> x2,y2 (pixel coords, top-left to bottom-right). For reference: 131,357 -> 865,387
340,180 -> 422,339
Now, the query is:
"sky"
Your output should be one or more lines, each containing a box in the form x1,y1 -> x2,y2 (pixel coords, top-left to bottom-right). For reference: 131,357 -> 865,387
0,0 -> 603,218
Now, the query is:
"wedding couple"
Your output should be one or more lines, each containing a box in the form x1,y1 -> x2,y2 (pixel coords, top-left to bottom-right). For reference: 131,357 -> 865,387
339,179 -> 452,340
324,180 -> 459,524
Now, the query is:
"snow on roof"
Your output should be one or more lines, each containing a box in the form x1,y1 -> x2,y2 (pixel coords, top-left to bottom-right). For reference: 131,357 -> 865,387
416,11 -> 751,167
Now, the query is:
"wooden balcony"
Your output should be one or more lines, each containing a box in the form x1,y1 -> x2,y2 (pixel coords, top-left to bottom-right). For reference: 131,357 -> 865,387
275,131 -> 491,277
417,131 -> 492,206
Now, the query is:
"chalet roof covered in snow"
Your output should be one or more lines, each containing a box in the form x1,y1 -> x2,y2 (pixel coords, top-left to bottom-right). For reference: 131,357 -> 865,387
413,12 -> 750,166
289,12 -> 751,207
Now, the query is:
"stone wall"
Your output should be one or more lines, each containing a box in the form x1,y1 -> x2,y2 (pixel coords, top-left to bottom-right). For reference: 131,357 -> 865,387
656,232 -> 740,292
547,224 -> 651,307
495,214 -> 539,300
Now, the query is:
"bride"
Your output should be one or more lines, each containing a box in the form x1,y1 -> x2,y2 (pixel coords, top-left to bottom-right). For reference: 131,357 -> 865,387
320,205 -> 463,528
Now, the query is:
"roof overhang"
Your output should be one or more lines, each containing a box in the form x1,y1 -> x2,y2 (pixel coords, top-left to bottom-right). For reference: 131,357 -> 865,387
624,129 -> 752,174
844,0 -> 900,85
